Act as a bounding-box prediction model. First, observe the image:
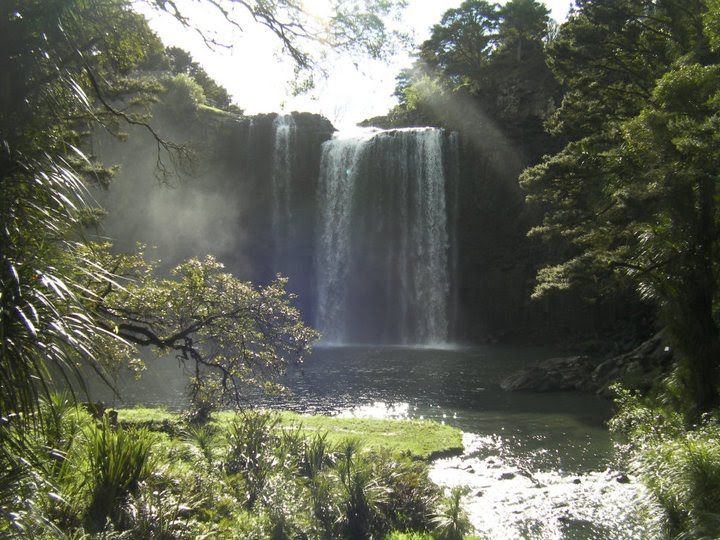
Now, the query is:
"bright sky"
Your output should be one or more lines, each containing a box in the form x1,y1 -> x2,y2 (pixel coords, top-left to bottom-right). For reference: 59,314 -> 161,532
137,1 -> 573,128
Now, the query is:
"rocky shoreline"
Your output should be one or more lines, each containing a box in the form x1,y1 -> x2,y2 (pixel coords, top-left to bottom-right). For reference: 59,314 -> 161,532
430,433 -> 651,538
501,330 -> 673,396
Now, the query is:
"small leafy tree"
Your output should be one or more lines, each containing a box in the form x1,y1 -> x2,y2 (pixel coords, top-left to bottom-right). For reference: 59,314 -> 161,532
87,246 -> 319,410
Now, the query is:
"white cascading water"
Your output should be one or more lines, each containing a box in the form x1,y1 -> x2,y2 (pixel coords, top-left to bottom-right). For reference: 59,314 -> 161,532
315,127 -> 454,345
271,114 -> 296,272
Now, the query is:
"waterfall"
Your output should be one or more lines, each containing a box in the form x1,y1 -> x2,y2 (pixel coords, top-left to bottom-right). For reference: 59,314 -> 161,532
448,131 -> 461,339
315,127 -> 455,345
271,114 -> 296,273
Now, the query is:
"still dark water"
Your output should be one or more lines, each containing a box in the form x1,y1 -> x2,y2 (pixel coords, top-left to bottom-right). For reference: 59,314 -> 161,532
93,345 -> 652,538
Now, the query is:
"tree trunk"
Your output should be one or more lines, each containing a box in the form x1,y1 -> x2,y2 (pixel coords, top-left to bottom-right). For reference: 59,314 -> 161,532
671,296 -> 720,418
671,171 -> 720,418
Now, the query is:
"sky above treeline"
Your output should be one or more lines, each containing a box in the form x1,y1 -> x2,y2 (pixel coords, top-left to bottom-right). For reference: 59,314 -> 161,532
137,0 -> 572,128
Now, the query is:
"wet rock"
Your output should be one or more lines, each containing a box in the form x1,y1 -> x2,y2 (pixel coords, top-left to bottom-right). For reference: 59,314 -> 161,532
499,472 -> 516,480
615,473 -> 630,484
501,330 -> 674,395
500,356 -> 595,392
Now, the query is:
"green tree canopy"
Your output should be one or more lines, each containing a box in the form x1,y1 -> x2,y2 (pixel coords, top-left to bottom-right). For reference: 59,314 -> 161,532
419,0 -> 500,84
522,0 -> 720,416
378,0 -> 557,131
164,46 -> 241,113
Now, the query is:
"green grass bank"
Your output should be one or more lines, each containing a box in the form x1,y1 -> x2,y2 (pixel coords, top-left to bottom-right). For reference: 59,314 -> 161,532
118,407 -> 464,460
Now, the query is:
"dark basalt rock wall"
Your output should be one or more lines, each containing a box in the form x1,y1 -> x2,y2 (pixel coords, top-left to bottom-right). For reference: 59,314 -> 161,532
212,112 -> 335,318
449,120 -> 652,346
96,103 -> 649,346
94,107 -> 334,321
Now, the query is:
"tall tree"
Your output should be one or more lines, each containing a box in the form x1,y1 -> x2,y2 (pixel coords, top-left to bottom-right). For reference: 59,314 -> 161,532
164,46 -> 241,112
498,0 -> 551,62
1,0 -> 169,422
419,0 -> 500,85
383,0 -> 557,130
522,0 -> 720,416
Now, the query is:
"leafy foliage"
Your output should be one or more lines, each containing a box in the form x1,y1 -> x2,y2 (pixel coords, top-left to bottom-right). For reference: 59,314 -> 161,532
82,421 -> 156,532
432,486 -> 474,540
146,0 -> 409,92
1,0 -> 175,432
164,47 -> 240,113
5,402 -> 453,537
376,0 -> 558,130
521,0 -> 720,415
92,248 -> 318,410
611,388 -> 720,538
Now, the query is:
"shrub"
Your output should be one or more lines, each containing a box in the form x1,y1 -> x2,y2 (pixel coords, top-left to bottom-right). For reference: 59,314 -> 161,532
373,451 -> 440,533
182,424 -> 218,466
261,473 -> 314,539
432,486 -> 473,540
162,73 -> 206,111
275,423 -> 306,475
83,420 -> 156,532
385,532 -> 434,540
119,484 -> 192,539
225,411 -> 279,508
300,432 -> 334,480
307,471 -> 342,538
611,386 -> 720,538
336,439 -> 388,539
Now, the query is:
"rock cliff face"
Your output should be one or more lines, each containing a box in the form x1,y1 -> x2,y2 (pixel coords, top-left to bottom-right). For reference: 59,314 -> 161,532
213,112 -> 335,318
96,104 -> 649,346
94,108 -> 334,320
450,129 -> 651,345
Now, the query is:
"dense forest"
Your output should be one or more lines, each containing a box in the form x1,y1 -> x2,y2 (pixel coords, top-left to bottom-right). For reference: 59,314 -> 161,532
2,0 -> 720,538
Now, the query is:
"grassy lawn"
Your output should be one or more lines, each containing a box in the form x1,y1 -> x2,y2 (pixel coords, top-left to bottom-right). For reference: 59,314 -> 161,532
118,407 -> 463,460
